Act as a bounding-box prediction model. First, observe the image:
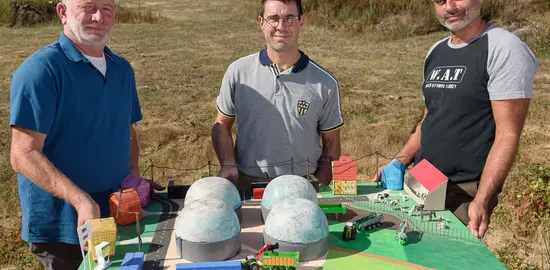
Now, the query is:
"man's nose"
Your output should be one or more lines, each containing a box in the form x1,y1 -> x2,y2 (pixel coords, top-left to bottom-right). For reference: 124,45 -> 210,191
444,0 -> 458,10
275,18 -> 287,31
91,8 -> 104,24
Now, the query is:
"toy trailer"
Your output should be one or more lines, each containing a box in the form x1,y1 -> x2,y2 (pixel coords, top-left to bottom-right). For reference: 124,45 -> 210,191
261,251 -> 299,269
354,213 -> 383,231
319,204 -> 347,215
175,260 -> 242,270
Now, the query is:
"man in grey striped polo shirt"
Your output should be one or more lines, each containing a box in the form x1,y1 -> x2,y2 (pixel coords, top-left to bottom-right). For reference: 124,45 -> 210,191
211,0 -> 344,197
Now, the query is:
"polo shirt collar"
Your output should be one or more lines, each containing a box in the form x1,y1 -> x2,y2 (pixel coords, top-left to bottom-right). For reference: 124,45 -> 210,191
59,32 -> 121,65
259,48 -> 309,73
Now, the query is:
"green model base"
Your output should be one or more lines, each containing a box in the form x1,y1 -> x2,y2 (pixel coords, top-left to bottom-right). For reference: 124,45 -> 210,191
317,183 -> 507,270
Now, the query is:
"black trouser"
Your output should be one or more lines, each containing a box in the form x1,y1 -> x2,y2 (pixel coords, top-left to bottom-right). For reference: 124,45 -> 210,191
29,242 -> 83,270
445,181 -> 501,225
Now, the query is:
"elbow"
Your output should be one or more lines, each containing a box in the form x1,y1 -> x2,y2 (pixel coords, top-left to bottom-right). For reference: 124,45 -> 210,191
10,149 -> 22,174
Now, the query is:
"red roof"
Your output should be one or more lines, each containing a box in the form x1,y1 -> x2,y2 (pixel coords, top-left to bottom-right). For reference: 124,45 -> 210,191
332,156 -> 357,181
409,159 -> 448,192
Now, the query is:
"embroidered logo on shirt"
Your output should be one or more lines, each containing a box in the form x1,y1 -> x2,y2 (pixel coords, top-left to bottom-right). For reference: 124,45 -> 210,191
297,100 -> 310,116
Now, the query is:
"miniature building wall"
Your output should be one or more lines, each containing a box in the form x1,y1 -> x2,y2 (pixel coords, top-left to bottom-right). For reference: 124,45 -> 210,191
404,159 -> 448,210
109,188 -> 142,226
88,217 -> 117,261
332,156 -> 357,195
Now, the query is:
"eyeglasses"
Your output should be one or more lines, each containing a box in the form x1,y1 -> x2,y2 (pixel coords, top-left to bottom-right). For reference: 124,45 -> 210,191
432,0 -> 460,4
262,15 -> 300,28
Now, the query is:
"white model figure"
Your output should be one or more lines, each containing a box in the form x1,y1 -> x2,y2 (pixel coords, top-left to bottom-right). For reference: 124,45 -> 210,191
94,242 -> 112,270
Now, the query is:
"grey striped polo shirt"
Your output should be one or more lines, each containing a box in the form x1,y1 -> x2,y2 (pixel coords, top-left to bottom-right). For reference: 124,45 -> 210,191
216,49 -> 344,178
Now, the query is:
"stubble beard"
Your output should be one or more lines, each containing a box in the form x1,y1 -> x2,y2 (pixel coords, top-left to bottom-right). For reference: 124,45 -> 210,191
438,5 -> 482,32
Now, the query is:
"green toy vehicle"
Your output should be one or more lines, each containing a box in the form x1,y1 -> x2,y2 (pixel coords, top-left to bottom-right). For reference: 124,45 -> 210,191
395,221 -> 410,246
241,242 -> 299,270
342,222 -> 357,241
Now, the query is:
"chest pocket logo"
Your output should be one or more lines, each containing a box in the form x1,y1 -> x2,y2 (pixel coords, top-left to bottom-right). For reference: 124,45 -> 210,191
297,100 -> 310,116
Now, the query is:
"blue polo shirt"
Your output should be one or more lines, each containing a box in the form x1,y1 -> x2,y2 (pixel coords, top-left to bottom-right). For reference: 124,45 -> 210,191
10,32 -> 142,244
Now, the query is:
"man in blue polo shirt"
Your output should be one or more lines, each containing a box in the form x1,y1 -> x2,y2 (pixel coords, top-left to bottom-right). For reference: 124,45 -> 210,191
9,0 -> 161,268
212,0 -> 344,196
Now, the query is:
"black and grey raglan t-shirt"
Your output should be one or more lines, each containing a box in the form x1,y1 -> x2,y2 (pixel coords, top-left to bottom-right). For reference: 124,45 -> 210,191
216,49 -> 344,178
416,24 -> 538,183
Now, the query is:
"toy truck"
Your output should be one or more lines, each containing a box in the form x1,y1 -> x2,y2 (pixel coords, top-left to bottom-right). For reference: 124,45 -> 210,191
241,242 -> 299,270
342,213 -> 383,240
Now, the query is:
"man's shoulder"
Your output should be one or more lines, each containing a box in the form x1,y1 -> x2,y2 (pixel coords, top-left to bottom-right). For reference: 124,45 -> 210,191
426,37 -> 449,58
22,40 -> 65,67
226,52 -> 260,71
485,25 -> 529,50
305,58 -> 339,88
13,40 -> 66,78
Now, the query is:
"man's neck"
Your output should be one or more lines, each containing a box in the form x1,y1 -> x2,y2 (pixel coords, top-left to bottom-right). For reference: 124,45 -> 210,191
64,30 -> 105,57
450,18 -> 488,44
266,48 -> 301,71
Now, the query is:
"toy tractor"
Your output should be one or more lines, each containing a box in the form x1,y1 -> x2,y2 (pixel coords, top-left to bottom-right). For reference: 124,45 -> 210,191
342,222 -> 357,241
395,220 -> 410,246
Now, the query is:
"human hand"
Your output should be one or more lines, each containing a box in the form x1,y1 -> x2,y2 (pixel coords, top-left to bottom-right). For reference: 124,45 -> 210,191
73,193 -> 100,251
371,158 -> 406,190
143,179 -> 166,191
74,193 -> 100,228
468,199 -> 489,239
219,165 -> 239,185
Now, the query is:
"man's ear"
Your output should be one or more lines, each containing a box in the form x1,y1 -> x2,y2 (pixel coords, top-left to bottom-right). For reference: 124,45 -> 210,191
56,3 -> 68,24
257,16 -> 264,31
299,14 -> 306,32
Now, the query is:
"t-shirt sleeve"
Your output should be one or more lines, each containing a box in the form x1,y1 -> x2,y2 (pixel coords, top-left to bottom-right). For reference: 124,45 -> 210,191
487,32 -> 538,100
10,59 -> 58,134
130,69 -> 143,124
215,67 -> 236,117
319,81 -> 344,132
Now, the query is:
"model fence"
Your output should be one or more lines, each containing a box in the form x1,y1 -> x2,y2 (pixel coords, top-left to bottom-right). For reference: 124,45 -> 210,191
347,200 -> 484,245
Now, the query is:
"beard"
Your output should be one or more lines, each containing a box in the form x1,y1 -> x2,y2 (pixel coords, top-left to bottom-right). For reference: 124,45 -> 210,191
67,16 -> 113,46
437,5 -> 482,32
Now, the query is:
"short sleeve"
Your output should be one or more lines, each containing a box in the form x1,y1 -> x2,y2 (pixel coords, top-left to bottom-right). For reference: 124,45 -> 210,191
10,59 -> 58,134
319,82 -> 344,133
487,33 -> 538,100
215,67 -> 236,117
130,70 -> 143,124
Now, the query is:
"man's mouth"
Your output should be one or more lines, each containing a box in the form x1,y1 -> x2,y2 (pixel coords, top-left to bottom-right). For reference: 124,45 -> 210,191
445,11 -> 465,21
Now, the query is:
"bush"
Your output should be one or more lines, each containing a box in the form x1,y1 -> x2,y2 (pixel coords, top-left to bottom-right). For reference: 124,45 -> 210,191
0,0 -> 164,27
300,0 -> 550,54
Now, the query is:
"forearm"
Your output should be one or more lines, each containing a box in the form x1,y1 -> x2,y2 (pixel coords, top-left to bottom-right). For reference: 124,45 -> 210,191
315,154 -> 336,186
11,149 -> 89,207
475,133 -> 520,205
315,133 -> 341,186
130,125 -> 140,175
395,124 -> 422,167
212,123 -> 237,167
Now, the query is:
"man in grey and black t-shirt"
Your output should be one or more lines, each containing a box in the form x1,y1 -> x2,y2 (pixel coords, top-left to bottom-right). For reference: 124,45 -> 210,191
211,0 -> 344,197
375,0 -> 538,238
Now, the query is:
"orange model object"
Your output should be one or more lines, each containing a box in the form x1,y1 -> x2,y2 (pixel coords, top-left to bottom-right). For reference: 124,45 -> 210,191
253,188 -> 265,200
109,188 -> 142,226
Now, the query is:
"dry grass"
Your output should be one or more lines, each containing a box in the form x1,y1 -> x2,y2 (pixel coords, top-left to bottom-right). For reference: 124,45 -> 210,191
0,0 -> 549,269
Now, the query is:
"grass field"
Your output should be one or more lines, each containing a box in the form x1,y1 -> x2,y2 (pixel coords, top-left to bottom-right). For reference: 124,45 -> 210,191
0,0 -> 549,269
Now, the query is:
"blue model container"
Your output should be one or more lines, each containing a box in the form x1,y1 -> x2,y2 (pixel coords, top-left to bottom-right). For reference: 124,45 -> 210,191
120,252 -> 144,270
176,260 -> 242,270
